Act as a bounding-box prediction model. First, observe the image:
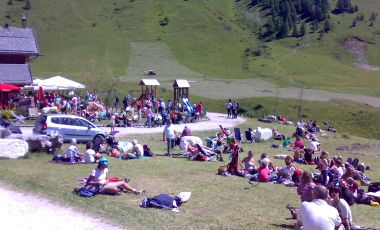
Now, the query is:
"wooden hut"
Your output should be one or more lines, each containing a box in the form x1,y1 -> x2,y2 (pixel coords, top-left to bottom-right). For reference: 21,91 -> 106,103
0,16 -> 39,107
173,79 -> 190,105
139,79 -> 160,100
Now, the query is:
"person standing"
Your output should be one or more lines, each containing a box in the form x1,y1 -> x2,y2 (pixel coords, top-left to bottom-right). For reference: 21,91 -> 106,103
163,120 -> 176,156
197,102 -> 204,121
226,99 -> 232,118
297,185 -> 341,230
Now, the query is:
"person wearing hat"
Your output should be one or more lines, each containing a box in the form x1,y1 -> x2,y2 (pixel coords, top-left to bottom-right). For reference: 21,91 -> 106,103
85,157 -> 145,195
65,139 -> 80,163
123,140 -> 144,159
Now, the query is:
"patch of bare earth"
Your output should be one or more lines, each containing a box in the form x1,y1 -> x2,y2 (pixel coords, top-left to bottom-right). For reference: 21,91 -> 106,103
0,185 -> 124,230
343,37 -> 380,72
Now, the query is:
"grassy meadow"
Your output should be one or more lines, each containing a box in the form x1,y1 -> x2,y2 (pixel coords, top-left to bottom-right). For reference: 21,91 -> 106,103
1,118 -> 380,229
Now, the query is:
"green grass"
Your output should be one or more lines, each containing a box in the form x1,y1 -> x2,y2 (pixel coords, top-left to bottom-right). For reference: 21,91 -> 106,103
1,118 -> 380,229
3,0 -> 380,95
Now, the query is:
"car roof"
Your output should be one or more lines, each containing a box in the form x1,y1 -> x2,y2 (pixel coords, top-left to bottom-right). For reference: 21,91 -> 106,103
43,114 -> 84,118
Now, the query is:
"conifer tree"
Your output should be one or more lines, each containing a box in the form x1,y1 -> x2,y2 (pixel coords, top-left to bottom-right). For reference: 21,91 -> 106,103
300,21 -> 306,36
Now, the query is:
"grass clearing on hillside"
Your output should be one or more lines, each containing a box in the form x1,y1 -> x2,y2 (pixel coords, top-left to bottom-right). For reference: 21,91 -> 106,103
124,42 -> 203,81
1,118 -> 379,229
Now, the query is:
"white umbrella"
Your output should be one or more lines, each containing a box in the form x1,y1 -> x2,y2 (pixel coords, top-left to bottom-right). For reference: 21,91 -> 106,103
39,76 -> 85,90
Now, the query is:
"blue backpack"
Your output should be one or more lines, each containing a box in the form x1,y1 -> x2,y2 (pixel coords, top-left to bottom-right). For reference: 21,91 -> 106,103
73,185 -> 100,197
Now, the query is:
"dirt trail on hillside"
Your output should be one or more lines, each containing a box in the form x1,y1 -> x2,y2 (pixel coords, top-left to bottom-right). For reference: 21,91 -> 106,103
343,37 -> 380,72
174,79 -> 380,108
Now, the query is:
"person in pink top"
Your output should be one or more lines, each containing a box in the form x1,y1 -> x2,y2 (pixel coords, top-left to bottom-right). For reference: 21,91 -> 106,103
258,159 -> 270,182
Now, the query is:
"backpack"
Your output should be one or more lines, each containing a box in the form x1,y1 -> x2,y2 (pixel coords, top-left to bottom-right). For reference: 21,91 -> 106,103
227,145 -> 240,175
73,185 -> 100,197
341,186 -> 355,206
143,144 -> 156,157
368,182 -> 380,193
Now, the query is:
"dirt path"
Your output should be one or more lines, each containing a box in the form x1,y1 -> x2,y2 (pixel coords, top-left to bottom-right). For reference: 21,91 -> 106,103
20,112 -> 246,138
0,185 -> 123,230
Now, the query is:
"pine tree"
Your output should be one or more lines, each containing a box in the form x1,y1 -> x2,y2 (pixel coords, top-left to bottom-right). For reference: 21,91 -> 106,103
23,0 -> 31,10
336,0 -> 352,14
318,31 -> 325,41
351,19 -> 356,27
324,18 -> 332,32
310,20 -> 318,33
300,21 -> 306,36
292,24 -> 299,37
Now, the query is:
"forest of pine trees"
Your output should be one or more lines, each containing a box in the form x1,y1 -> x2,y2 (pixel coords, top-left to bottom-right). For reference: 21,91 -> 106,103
251,0 -> 330,40
249,0 -> 356,40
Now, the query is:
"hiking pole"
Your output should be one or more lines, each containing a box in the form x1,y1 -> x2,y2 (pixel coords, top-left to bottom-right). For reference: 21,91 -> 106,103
244,180 -> 259,190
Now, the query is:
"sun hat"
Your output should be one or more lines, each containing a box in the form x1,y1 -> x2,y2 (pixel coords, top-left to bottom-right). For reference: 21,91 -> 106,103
132,140 -> 138,145
99,158 -> 109,166
71,138 -> 77,144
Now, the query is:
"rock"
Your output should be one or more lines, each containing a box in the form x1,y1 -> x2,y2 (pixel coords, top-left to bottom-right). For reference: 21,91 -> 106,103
25,134 -> 63,153
0,128 -> 11,138
0,139 -> 29,159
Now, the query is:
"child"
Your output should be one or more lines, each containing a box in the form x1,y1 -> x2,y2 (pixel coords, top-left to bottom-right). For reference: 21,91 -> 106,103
110,113 -> 116,133
318,150 -> 332,186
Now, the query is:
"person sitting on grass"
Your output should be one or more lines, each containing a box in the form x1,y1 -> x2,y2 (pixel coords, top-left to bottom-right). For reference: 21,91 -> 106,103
122,140 -> 144,160
278,156 -> 296,180
66,138 -> 81,163
329,187 -> 353,230
296,185 -> 341,230
258,159 -> 271,182
85,158 -> 145,195
297,171 -> 316,202
240,150 -> 257,175
84,142 -> 102,164
282,137 -> 291,148
342,165 -> 370,186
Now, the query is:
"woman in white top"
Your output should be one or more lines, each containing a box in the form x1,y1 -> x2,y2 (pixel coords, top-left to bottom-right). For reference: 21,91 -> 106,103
85,158 -> 145,195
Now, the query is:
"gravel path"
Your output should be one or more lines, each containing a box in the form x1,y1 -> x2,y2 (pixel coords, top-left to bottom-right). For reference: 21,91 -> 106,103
20,112 -> 246,138
0,185 -> 123,230
5,113 -> 245,230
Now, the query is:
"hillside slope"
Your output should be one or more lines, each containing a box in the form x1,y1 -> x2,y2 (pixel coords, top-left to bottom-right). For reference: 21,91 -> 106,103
1,0 -> 379,96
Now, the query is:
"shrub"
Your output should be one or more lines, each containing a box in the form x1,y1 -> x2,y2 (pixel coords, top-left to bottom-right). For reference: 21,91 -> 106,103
23,0 -> 31,10
159,16 -> 170,26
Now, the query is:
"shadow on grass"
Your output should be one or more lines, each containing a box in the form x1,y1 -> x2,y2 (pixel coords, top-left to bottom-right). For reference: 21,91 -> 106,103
271,223 -> 295,229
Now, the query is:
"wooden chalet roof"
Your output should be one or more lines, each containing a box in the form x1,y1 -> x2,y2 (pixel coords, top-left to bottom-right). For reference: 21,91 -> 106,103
0,26 -> 39,56
173,79 -> 190,88
139,79 -> 160,86
0,64 -> 33,86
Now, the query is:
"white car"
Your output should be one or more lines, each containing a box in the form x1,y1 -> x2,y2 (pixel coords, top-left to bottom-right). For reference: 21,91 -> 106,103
33,114 -> 108,143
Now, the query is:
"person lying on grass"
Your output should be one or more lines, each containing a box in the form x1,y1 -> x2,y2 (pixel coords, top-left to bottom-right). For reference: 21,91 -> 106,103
85,158 -> 146,195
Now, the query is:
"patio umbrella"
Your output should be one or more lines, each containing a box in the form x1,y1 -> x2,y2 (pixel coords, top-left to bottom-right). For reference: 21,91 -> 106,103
37,86 -> 44,100
0,83 -> 21,92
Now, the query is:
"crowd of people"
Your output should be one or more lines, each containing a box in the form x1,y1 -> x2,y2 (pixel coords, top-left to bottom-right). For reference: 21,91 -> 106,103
213,120 -> 377,230
41,93 -> 377,229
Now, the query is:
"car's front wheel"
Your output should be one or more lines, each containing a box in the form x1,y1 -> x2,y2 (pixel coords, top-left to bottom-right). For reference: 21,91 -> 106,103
93,134 -> 105,144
